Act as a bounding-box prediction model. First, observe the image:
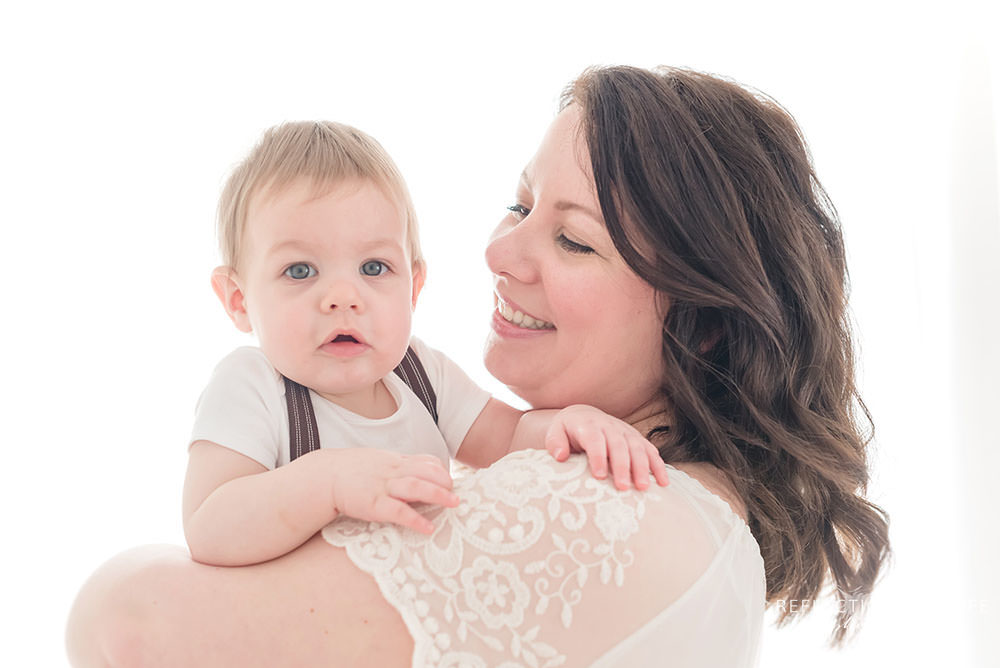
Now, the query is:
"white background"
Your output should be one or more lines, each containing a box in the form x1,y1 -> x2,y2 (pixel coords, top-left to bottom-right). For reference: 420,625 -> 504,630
2,0 -> 998,665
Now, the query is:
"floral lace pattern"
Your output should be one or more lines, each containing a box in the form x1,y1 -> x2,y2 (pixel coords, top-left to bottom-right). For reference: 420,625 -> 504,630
322,449 -> 658,668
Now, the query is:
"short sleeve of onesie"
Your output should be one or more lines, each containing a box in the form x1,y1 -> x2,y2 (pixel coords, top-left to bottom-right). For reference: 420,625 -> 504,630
408,336 -> 492,457
188,347 -> 285,469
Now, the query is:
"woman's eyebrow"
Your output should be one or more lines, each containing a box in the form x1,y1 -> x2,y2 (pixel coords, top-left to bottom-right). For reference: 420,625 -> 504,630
521,169 -> 603,226
519,168 -> 532,189
554,200 -> 602,225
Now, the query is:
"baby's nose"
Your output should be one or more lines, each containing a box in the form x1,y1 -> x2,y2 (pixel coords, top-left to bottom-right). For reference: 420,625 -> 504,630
322,280 -> 364,312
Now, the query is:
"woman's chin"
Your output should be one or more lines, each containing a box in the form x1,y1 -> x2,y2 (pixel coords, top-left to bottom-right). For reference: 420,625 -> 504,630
485,340 -> 541,404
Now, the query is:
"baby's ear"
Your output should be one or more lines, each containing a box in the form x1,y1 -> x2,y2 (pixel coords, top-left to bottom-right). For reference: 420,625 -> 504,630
410,261 -> 426,309
211,266 -> 253,333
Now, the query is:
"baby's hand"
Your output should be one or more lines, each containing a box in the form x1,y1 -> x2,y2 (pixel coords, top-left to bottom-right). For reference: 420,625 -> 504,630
545,405 -> 669,490
329,449 -> 459,534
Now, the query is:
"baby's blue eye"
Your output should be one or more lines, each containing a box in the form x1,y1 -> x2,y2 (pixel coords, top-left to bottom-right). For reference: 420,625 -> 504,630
284,263 -> 316,280
361,260 -> 387,276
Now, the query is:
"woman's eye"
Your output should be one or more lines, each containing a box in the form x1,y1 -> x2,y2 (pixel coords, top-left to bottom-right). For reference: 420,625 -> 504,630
557,234 -> 595,255
506,204 -> 531,221
360,260 -> 388,276
284,263 -> 317,280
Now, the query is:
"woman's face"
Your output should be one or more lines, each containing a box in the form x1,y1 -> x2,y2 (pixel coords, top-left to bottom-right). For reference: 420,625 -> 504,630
484,105 -> 666,419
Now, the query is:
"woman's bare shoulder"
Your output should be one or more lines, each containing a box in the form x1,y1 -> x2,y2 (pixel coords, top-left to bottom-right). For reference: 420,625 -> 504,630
670,462 -> 748,523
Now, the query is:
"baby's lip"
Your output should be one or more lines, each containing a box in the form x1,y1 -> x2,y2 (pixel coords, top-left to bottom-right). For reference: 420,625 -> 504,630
323,328 -> 367,346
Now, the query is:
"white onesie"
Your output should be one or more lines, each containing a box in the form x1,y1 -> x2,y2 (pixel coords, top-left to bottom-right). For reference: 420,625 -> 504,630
189,336 -> 492,468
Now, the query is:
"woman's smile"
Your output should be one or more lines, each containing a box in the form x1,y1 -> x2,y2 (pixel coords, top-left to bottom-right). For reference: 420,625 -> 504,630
493,293 -> 556,331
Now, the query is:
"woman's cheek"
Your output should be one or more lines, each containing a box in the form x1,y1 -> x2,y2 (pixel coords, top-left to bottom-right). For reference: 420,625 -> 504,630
558,275 -> 607,325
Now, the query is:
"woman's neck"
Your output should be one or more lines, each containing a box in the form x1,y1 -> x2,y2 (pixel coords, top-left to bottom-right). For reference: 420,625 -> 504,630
627,398 -> 748,521
623,400 -> 672,439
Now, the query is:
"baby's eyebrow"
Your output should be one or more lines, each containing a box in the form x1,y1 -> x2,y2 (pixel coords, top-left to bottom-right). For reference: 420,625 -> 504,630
358,237 -> 406,252
265,237 -> 405,256
266,239 -> 312,256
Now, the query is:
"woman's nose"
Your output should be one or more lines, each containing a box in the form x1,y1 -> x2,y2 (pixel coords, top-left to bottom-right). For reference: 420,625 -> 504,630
485,216 -> 540,284
321,278 -> 364,313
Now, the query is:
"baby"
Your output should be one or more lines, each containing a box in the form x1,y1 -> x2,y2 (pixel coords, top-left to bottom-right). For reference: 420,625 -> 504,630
183,121 -> 668,566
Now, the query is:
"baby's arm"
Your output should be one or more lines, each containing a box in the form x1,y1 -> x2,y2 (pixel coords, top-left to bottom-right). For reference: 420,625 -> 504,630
182,442 -> 457,566
455,400 -> 668,489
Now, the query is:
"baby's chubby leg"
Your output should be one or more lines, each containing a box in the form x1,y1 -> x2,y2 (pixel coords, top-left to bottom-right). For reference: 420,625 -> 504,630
66,534 -> 414,667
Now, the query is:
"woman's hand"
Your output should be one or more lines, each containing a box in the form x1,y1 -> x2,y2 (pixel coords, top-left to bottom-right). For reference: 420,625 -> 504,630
544,405 -> 670,490
328,449 -> 460,534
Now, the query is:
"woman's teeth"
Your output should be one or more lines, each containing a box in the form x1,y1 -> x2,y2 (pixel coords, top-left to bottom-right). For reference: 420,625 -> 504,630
498,299 -> 555,330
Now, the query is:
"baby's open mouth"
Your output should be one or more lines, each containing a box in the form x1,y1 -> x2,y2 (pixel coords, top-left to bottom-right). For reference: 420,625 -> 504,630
320,331 -> 368,358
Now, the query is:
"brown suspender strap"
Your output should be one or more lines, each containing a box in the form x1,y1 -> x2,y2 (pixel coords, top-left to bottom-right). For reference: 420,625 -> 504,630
283,375 -> 320,462
392,345 -> 439,425
285,345 -> 438,462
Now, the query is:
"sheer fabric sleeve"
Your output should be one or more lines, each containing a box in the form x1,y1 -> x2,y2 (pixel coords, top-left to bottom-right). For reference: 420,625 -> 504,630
322,449 -> 765,667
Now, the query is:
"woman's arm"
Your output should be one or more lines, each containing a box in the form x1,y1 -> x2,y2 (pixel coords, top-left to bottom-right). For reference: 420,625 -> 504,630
69,452 -> 749,668
66,534 -> 417,667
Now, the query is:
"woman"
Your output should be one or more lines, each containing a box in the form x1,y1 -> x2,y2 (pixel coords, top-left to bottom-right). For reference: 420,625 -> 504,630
67,66 -> 889,667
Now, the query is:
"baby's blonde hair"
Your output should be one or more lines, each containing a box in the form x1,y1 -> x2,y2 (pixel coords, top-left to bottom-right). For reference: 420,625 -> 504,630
217,121 -> 423,273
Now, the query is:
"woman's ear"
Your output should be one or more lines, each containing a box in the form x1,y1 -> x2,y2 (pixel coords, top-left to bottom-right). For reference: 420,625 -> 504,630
410,261 -> 426,309
210,266 -> 253,333
697,309 -> 724,354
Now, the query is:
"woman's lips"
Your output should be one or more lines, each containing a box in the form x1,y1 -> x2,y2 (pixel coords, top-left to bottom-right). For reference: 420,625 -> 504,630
494,294 -> 555,330
490,308 -> 555,339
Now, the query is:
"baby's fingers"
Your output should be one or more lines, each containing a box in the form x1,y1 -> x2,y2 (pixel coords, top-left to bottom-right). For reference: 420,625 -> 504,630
626,436 -> 652,490
575,426 -> 608,479
386,477 -> 460,508
372,495 -> 437,535
647,442 -> 670,487
412,453 -> 449,467
544,424 -> 572,461
607,432 -> 633,490
404,457 -> 454,490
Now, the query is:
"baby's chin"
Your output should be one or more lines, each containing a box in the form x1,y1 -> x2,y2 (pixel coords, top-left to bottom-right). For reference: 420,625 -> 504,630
288,363 -> 396,403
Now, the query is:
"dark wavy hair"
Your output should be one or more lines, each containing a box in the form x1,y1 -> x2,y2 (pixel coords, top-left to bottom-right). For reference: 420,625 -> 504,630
563,66 -> 890,645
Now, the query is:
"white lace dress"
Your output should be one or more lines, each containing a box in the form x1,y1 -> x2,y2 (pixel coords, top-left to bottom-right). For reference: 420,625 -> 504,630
322,449 -> 765,667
